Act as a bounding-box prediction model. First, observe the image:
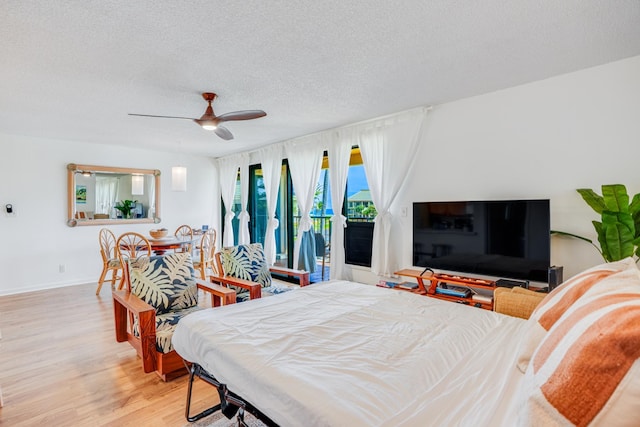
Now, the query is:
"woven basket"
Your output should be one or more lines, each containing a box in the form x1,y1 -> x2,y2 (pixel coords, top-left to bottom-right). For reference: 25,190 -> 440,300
494,287 -> 546,319
149,229 -> 168,239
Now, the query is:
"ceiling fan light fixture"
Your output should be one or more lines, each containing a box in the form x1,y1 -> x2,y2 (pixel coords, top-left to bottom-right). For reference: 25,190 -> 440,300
194,118 -> 218,130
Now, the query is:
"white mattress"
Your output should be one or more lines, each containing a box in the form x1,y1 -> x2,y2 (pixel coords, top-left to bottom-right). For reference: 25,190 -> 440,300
173,280 -> 526,426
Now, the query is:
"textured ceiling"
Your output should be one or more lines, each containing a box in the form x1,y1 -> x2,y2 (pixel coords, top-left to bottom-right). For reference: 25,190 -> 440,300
1,1 -> 640,158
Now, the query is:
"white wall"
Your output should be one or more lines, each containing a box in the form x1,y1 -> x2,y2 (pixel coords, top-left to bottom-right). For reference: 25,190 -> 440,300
2,55 -> 639,294
0,135 -> 219,295
349,55 -> 640,285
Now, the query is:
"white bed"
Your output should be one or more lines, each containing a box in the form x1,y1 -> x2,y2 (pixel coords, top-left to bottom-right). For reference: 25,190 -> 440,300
173,280 -> 526,426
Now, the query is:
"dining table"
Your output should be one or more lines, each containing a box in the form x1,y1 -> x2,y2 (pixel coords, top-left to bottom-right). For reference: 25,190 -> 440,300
148,235 -> 200,255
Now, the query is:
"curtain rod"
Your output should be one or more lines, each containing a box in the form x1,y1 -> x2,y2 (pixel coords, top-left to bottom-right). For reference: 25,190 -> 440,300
216,104 -> 433,161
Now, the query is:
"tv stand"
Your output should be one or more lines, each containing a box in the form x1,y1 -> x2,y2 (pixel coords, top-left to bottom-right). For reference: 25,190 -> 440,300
394,269 -> 496,310
495,278 -> 529,289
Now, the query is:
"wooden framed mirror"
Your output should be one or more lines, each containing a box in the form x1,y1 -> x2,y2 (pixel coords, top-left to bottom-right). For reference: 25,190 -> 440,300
67,163 -> 161,227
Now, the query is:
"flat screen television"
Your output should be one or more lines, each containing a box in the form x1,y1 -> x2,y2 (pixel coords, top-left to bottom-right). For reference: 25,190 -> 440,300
413,199 -> 550,283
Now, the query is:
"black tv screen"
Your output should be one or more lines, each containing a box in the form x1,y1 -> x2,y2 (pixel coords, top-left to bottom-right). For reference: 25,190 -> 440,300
413,199 -> 550,283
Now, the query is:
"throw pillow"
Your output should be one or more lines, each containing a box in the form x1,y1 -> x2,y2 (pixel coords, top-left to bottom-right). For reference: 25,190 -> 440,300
515,257 -> 636,372
129,252 -> 198,315
220,243 -> 272,288
518,284 -> 640,426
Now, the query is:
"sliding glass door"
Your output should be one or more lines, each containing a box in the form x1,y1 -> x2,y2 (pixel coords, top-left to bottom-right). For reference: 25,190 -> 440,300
242,146 -> 374,277
248,163 -> 292,268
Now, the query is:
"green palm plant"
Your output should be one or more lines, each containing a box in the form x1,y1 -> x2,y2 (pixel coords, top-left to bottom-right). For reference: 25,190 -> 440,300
114,199 -> 137,219
553,184 -> 640,262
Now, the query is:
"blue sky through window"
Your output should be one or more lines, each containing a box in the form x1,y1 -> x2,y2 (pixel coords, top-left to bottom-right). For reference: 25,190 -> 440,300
313,165 -> 368,216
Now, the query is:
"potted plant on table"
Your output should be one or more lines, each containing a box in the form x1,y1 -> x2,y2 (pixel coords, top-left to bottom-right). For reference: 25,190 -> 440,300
553,184 -> 640,262
114,199 -> 137,219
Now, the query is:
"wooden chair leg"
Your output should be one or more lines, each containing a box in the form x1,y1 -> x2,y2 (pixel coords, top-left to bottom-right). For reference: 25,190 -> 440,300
113,299 -> 128,343
210,289 -> 236,307
138,310 -> 157,373
96,266 -> 108,295
109,268 -> 120,291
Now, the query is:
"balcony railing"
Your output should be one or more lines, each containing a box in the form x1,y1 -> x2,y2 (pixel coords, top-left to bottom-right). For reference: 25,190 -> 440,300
293,215 -> 332,244
293,214 -> 375,238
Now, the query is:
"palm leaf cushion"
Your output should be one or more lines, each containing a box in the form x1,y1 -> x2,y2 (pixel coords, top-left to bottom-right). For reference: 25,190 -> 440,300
129,252 -> 198,315
220,243 -> 272,288
132,306 -> 201,353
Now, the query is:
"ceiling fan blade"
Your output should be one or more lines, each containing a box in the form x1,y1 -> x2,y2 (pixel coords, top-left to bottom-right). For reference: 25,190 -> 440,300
214,125 -> 234,140
128,113 -> 195,120
217,110 -> 267,122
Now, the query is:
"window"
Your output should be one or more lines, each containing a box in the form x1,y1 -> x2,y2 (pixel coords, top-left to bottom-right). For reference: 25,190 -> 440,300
234,146 -> 374,275
291,165 -> 331,278
344,148 -> 374,267
248,162 -> 292,268
95,176 -> 119,215
246,158 -> 333,280
292,166 -> 331,255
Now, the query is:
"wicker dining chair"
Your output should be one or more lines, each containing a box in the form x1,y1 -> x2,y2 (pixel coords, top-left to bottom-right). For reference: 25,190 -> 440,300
115,232 -> 153,289
96,228 -> 123,295
174,224 -> 194,254
193,228 -> 217,280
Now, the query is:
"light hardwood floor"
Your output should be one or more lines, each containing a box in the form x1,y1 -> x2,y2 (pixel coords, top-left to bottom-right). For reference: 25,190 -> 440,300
0,283 -> 220,426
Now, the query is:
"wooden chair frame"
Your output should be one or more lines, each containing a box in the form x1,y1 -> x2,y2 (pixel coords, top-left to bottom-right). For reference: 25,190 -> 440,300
115,232 -> 153,289
174,224 -> 194,253
112,256 -> 236,381
269,265 -> 310,287
210,257 -> 263,299
96,228 -> 123,295
194,228 -> 217,280
211,249 -> 310,301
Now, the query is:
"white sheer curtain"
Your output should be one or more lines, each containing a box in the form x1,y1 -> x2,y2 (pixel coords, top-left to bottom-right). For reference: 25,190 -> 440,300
217,156 -> 241,247
359,107 -> 429,276
145,174 -> 155,219
328,131 -> 353,280
259,144 -> 283,266
238,153 -> 251,244
95,176 -> 119,216
285,137 -> 324,272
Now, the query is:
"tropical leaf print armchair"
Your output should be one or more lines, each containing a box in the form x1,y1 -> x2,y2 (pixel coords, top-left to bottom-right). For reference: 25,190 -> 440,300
213,243 -> 310,302
112,252 -> 236,381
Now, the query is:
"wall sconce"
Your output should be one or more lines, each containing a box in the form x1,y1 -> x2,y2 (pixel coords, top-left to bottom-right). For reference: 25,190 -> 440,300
172,166 -> 187,192
131,174 -> 144,195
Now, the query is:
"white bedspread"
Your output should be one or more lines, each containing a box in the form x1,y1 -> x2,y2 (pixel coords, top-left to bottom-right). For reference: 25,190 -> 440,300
173,280 -> 526,426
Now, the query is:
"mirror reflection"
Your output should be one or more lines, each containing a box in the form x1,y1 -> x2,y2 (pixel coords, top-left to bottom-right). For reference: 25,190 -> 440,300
67,164 -> 161,227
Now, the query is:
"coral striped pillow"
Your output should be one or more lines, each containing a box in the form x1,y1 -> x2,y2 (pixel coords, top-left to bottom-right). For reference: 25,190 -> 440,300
515,258 -> 637,372
519,287 -> 640,427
